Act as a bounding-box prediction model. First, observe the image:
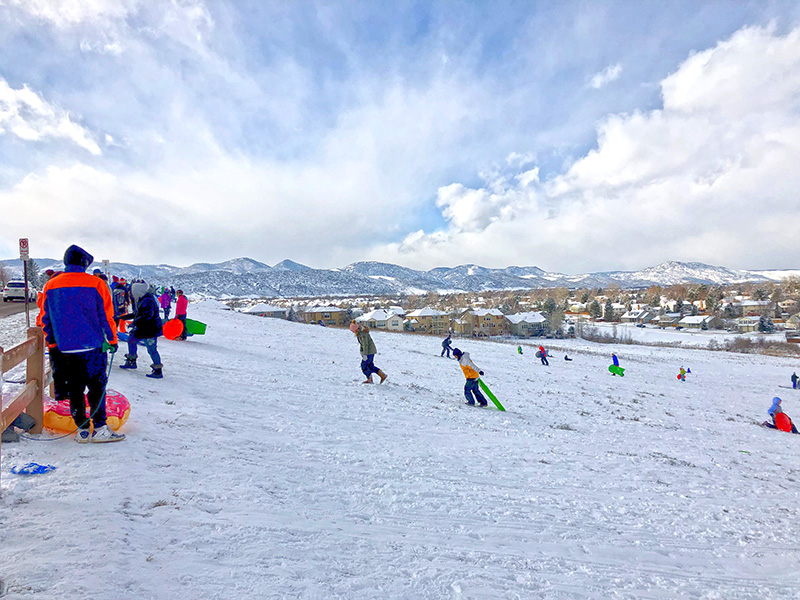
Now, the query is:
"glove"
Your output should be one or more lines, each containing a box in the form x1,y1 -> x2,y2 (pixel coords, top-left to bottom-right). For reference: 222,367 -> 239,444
361,353 -> 368,360
103,340 -> 118,354
479,371 -> 484,376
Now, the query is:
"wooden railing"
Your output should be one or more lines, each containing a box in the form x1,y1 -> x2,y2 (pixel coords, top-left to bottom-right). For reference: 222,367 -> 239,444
0,327 -> 53,485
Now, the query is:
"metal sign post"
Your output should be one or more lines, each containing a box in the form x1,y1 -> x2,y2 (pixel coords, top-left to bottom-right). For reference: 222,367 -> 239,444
19,238 -> 30,327
103,259 -> 110,278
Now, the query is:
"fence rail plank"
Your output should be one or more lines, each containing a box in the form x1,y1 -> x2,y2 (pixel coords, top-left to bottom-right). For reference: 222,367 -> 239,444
1,381 -> 38,430
1,337 -> 37,374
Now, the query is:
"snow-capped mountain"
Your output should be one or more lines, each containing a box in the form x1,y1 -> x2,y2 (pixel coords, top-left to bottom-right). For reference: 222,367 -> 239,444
1,257 -> 789,297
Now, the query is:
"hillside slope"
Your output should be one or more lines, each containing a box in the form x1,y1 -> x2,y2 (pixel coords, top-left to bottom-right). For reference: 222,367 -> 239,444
0,305 -> 798,598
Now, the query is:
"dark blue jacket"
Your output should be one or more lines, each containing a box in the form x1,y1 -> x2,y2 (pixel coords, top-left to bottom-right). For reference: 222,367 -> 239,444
127,293 -> 163,339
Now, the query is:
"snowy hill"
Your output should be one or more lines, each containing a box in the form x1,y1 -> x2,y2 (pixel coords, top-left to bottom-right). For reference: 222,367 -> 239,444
1,303 -> 798,598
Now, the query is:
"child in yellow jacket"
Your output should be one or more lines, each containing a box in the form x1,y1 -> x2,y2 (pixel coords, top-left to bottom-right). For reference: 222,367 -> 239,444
452,348 -> 487,406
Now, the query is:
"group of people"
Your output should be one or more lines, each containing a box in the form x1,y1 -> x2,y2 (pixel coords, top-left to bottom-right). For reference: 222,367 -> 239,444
4,243 -> 190,444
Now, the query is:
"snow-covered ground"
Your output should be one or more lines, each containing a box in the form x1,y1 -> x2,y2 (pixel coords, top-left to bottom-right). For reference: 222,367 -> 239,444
2,303 -> 800,599
584,321 -> 787,348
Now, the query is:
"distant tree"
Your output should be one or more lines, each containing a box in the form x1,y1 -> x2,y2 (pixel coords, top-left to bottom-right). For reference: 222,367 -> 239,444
542,297 -> 557,316
701,319 -> 708,331
0,265 -> 9,288
548,308 -> 564,334
753,287 -> 769,301
758,314 -> 776,333
706,287 -> 723,314
581,291 -> 590,303
690,304 -> 699,316
25,259 -> 41,289
675,298 -> 684,314
604,298 -> 614,322
589,300 -> 602,320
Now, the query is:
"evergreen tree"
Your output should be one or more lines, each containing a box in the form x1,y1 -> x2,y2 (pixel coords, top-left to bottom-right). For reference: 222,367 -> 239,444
589,300 -> 602,320
758,314 -> 776,333
675,298 -> 684,314
25,259 -> 41,289
604,298 -> 614,322
542,297 -> 557,316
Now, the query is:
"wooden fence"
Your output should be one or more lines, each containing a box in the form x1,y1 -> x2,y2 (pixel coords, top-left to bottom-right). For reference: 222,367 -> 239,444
0,327 -> 53,486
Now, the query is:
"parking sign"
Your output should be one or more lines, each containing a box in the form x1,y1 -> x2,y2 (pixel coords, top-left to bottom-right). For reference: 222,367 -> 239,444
19,238 -> 29,261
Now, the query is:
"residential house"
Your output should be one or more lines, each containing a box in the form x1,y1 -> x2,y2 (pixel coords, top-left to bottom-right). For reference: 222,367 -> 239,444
405,307 -> 450,335
653,313 -> 681,328
786,313 -> 800,330
620,309 -> 654,324
736,316 -> 761,333
458,308 -> 508,337
244,303 -> 288,319
733,300 -> 775,317
678,315 -> 722,330
505,312 -> 548,337
356,309 -> 405,331
302,306 -> 349,326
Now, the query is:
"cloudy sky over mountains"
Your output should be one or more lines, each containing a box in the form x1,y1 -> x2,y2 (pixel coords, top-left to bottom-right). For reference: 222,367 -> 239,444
1,1 -> 799,272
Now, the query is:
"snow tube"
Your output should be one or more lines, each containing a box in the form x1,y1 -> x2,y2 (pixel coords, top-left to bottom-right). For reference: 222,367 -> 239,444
775,412 -> 793,433
163,319 -> 184,340
43,389 -> 130,433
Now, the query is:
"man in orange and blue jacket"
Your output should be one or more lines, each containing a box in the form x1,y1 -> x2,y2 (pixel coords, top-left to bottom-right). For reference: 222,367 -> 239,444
40,245 -> 123,443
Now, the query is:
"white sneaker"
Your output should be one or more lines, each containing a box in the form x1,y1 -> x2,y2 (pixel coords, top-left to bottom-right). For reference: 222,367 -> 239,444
91,425 -> 126,443
76,429 -> 91,443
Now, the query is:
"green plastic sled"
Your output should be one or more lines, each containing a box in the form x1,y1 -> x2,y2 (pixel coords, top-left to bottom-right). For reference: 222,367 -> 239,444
608,365 -> 625,376
478,378 -> 506,411
185,319 -> 207,335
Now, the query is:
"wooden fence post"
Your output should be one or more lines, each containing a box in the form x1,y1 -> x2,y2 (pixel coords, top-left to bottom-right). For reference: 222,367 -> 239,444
25,327 -> 44,434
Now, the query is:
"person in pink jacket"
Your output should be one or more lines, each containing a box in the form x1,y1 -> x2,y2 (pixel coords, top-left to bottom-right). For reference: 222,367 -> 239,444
175,289 -> 188,340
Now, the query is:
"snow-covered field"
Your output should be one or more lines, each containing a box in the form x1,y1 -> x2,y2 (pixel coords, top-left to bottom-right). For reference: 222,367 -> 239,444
583,321 -> 786,349
2,302 -> 800,599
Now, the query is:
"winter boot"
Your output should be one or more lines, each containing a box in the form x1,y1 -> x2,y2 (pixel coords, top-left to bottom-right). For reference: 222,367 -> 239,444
2,427 -> 20,443
378,370 -> 388,384
119,354 -> 137,369
146,364 -> 163,379
362,376 -> 374,384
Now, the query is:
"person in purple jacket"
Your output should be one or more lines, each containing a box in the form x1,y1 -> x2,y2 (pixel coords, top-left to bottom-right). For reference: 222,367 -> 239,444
159,289 -> 172,321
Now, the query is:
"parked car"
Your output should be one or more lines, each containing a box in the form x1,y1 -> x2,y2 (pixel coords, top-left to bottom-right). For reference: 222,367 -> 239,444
2,281 -> 37,302
636,323 -> 646,328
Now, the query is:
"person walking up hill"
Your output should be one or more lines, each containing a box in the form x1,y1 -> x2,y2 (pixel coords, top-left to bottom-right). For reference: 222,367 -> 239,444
352,322 -> 387,384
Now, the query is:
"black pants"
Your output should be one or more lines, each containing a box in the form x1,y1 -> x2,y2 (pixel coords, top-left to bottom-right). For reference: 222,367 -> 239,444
48,347 -> 70,401
177,314 -> 187,339
62,348 -> 108,429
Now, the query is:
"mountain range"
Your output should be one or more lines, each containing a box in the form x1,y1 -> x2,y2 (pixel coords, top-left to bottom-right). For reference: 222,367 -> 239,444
1,257 -> 797,298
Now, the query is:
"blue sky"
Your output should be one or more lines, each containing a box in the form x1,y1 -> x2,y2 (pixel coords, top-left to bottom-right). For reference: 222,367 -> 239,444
1,0 -> 799,273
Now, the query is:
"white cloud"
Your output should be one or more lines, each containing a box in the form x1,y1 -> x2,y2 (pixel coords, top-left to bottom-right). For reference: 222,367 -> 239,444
373,25 -> 800,272
589,62 -> 622,89
0,72 -> 501,265
1,0 -> 135,28
0,78 -> 101,154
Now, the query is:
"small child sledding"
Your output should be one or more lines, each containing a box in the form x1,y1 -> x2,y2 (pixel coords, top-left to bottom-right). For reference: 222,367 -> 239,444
608,353 -> 624,376
763,397 -> 799,434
